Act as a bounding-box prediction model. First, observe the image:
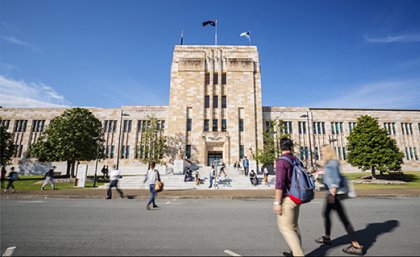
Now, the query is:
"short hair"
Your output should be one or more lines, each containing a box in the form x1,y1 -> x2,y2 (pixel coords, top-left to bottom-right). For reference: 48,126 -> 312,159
280,138 -> 293,151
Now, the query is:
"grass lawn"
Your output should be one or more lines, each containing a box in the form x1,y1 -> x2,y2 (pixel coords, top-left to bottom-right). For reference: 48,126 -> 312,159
344,171 -> 420,190
8,176 -> 107,190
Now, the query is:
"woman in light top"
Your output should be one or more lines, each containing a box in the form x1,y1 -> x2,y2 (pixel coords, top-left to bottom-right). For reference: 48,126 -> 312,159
315,144 -> 363,255
144,161 -> 160,210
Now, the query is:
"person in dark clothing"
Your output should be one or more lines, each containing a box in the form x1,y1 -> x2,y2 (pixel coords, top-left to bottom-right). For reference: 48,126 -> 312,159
101,165 -> 109,179
6,167 -> 18,193
1,166 -> 7,191
41,166 -> 56,190
184,168 -> 194,182
249,170 -> 258,186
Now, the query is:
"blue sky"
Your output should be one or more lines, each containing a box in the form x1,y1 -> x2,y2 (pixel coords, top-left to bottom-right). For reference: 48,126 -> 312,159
1,0 -> 420,109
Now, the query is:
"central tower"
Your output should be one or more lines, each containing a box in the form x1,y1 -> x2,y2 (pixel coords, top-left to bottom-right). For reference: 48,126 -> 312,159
167,45 -> 263,166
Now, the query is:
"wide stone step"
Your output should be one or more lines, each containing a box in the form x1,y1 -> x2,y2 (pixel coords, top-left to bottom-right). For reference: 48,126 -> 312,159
99,175 -> 276,190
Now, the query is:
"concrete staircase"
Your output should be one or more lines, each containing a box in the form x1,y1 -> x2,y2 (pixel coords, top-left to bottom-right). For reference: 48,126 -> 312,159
99,167 -> 275,190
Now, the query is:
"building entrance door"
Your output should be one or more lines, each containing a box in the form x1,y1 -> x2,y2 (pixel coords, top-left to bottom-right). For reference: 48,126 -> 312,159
208,152 -> 223,166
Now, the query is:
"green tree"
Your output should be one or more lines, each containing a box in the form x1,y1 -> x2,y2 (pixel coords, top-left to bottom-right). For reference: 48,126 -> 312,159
255,120 -> 290,166
138,116 -> 168,165
347,115 -> 404,178
0,124 -> 14,166
30,108 -> 104,177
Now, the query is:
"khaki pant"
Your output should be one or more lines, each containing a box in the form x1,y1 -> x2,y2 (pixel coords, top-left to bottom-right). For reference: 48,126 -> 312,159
276,197 -> 304,256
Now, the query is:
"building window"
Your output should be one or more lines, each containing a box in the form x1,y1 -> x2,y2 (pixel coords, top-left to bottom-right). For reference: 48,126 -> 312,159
239,119 -> 244,132
204,119 -> 209,132
239,145 -> 244,159
405,147 -> 409,160
315,147 -> 319,160
123,120 -> 132,133
222,73 -> 227,84
222,119 -> 227,132
331,122 -> 343,134
205,95 -> 210,108
300,147 -> 308,160
401,123 -> 413,135
213,96 -> 218,108
186,145 -> 191,159
14,120 -> 28,132
298,121 -> 306,135
313,122 -> 325,134
205,73 -> 210,84
281,121 -> 293,134
348,122 -> 356,133
213,73 -> 218,84
384,122 -> 396,135
12,144 -> 23,158
265,121 -> 272,132
104,120 -> 117,133
110,145 -> 115,158
32,120 -> 45,132
414,147 -> 419,161
1,120 -> 10,129
187,119 -> 192,132
222,96 -> 227,108
337,147 -> 342,160
343,147 -> 347,160
212,119 -> 218,132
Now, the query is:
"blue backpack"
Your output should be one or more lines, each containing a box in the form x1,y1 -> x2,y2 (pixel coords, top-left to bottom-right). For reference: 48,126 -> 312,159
279,156 -> 315,204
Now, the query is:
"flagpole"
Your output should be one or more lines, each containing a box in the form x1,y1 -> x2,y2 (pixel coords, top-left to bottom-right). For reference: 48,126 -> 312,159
215,20 -> 218,45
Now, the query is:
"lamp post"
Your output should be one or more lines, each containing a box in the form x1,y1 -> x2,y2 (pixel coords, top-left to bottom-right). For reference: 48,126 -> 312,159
116,110 -> 130,170
92,137 -> 100,187
300,112 -> 314,170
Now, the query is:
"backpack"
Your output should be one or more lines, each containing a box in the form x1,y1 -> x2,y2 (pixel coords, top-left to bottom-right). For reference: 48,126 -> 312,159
10,172 -> 18,181
279,156 -> 315,204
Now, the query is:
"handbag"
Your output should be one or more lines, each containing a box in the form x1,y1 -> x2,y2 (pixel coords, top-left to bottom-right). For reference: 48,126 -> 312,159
336,175 -> 356,200
155,180 -> 164,192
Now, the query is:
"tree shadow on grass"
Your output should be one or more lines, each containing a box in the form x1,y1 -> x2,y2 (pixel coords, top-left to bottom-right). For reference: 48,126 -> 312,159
307,220 -> 399,256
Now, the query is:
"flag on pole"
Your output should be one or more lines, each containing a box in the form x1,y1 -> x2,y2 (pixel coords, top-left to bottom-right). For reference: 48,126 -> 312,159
240,31 -> 251,45
202,20 -> 216,27
180,30 -> 184,45
240,31 -> 250,39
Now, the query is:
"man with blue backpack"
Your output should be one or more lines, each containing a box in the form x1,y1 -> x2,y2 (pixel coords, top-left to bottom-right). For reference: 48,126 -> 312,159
273,138 -> 315,257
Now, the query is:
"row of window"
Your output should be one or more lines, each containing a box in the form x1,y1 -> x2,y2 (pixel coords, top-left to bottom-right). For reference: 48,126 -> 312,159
299,146 -> 347,161
265,120 -> 419,136
195,119 -> 244,132
103,120 -> 165,133
204,95 -> 227,109
205,73 -> 227,85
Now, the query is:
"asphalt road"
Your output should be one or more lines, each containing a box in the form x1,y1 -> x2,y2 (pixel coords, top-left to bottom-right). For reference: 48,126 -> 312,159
1,197 -> 420,256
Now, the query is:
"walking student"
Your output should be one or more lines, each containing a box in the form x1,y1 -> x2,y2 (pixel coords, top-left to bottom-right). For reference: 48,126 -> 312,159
144,161 -> 160,210
273,138 -> 304,257
315,144 -> 363,255
6,167 -> 18,193
243,156 -> 249,176
41,166 -> 56,190
263,165 -> 269,187
209,165 -> 216,188
106,164 -> 124,199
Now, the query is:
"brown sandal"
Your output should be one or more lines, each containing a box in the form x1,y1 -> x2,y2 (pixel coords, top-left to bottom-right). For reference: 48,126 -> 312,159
342,244 -> 363,255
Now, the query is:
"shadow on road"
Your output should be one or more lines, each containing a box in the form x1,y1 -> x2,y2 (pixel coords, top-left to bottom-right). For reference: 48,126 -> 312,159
307,220 -> 400,256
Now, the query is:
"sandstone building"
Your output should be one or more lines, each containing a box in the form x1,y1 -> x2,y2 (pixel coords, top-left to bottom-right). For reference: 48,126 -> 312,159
1,45 -> 419,173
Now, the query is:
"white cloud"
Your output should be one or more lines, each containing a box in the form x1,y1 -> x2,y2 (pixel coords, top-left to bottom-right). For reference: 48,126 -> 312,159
364,33 -> 420,43
312,79 -> 420,109
1,35 -> 41,52
0,75 -> 71,108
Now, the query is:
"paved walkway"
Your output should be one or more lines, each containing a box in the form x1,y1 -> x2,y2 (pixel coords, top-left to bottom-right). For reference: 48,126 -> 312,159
2,187 -> 420,199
